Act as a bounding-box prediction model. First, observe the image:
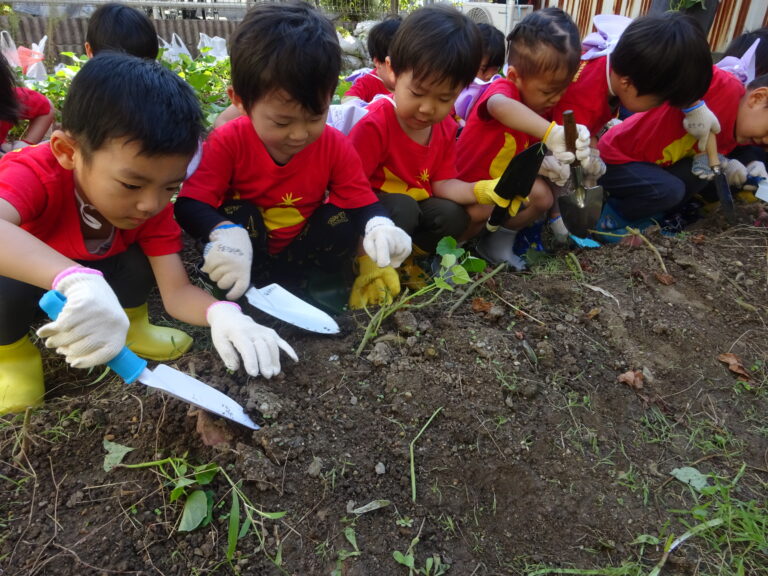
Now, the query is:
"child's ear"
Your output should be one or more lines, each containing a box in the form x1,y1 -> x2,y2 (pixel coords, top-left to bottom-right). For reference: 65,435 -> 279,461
84,42 -> 93,59
50,130 -> 77,170
747,86 -> 768,109
506,65 -> 521,87
383,56 -> 397,87
227,86 -> 246,114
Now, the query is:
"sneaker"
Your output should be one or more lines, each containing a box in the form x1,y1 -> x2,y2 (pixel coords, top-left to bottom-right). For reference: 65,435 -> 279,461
475,229 -> 527,271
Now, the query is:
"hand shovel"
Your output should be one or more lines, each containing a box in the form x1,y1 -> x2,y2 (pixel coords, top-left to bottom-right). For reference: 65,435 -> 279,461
244,283 -> 339,334
559,110 -> 604,238
705,132 -> 735,223
486,143 -> 548,232
39,291 -> 260,430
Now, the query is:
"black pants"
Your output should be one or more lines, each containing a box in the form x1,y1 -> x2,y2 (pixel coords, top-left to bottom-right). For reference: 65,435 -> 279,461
215,200 -> 358,290
376,193 -> 467,253
0,245 -> 154,344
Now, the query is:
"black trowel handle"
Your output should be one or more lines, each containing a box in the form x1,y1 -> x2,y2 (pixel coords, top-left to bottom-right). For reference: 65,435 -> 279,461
563,110 -> 577,161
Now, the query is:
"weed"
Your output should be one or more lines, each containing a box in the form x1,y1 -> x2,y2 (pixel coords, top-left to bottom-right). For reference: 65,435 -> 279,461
393,518 -> 450,575
331,520 -> 362,576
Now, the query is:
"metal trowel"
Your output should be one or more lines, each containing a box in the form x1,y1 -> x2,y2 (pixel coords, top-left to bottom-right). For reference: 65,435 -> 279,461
39,290 -> 260,430
559,110 -> 604,238
705,132 -> 735,223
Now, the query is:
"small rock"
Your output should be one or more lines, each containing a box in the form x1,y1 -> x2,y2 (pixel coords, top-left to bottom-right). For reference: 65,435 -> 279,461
307,457 -> 323,478
81,408 -> 107,428
642,366 -> 655,384
367,342 -> 392,366
375,462 -> 386,475
346,500 -> 356,513
394,310 -> 418,334
350,395 -> 358,406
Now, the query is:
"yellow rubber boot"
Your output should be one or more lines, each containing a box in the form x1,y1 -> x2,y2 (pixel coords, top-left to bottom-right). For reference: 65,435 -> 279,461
399,245 -> 429,290
0,336 -> 44,415
124,304 -> 193,361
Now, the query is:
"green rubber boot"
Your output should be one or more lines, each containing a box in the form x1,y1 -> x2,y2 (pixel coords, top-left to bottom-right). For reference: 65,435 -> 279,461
0,336 -> 44,415
124,304 -> 193,361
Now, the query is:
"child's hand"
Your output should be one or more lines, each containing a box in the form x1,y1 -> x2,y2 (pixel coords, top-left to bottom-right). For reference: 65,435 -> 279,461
37,266 -> 129,368
539,155 -> 571,186
348,255 -> 400,309
207,301 -> 297,379
362,216 -> 412,268
682,101 -> 720,151
543,122 -> 591,165
201,224 -> 253,301
723,158 -> 748,188
473,179 -> 511,207
746,161 -> 768,190
581,148 -> 606,180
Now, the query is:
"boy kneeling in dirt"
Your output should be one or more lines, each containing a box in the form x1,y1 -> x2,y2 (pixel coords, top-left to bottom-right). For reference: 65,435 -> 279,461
174,1 -> 411,311
0,53 -> 297,415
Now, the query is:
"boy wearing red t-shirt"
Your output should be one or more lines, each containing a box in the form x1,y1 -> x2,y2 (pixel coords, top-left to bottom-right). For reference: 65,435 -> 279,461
342,16 -> 400,104
175,3 -> 410,311
0,54 -> 298,415
0,58 -> 54,153
597,70 -> 768,222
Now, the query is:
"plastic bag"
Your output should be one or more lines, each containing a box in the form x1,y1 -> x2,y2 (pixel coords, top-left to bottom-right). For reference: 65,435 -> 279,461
158,33 -> 192,63
20,35 -> 47,81
0,31 -> 20,68
197,33 -> 228,61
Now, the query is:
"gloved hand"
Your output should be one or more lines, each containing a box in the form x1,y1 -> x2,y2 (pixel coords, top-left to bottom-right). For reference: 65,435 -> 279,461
207,301 -> 297,379
473,179 -> 510,207
539,155 -> 570,186
37,266 -> 129,368
745,160 -> 768,191
723,158 -> 748,188
682,101 -> 721,151
543,121 -> 591,165
201,224 -> 253,301
692,152 -> 727,180
362,216 -> 412,268
349,255 -> 400,309
581,148 -> 606,179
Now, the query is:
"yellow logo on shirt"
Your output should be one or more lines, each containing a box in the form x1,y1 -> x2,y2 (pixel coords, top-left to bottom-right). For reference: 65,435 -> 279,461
379,167 -> 429,201
488,133 -> 519,178
261,192 -> 305,231
657,133 -> 697,165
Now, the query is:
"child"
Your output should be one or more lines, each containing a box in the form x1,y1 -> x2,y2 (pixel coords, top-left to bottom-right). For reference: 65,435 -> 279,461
0,53 -> 297,415
455,7 -> 591,270
453,22 -> 505,126
597,69 -> 768,223
341,16 -> 401,104
0,57 -> 54,153
175,2 -> 411,311
348,4 -> 513,285
722,27 -> 768,79
85,2 -> 159,59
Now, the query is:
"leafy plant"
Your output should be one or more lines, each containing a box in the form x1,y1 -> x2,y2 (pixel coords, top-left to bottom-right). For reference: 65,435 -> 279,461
393,519 -> 450,575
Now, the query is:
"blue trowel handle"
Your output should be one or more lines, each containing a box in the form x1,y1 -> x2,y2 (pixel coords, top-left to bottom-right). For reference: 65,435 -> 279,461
38,290 -> 147,384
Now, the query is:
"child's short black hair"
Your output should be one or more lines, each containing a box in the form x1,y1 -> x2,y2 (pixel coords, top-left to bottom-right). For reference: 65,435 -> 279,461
477,23 -> 505,71
86,3 -> 158,60
0,56 -> 18,124
748,73 -> 768,90
612,12 -> 712,108
723,27 -> 768,78
388,4 -> 481,89
506,7 -> 581,80
367,16 -> 401,63
229,1 -> 340,115
62,53 -> 202,160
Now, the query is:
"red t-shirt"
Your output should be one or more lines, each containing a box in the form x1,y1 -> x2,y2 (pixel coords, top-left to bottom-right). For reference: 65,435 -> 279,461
456,78 -> 537,181
179,116 -> 378,254
0,87 -> 51,142
344,70 -> 390,102
0,144 -> 181,261
348,97 -> 458,200
551,56 -> 614,135
599,67 -> 744,166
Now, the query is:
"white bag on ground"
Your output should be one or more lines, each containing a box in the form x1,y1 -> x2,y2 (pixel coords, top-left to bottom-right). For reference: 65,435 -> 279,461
197,33 -> 228,61
159,33 -> 192,63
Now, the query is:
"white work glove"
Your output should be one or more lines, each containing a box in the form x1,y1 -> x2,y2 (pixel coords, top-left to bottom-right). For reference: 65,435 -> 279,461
692,152 -> 727,181
682,101 -> 721,151
362,216 -> 412,268
723,158 -> 748,188
582,148 -> 606,179
207,301 -> 297,379
37,267 -> 129,368
745,160 -> 768,191
538,155 -> 571,186
543,122 -> 591,165
201,224 -> 253,301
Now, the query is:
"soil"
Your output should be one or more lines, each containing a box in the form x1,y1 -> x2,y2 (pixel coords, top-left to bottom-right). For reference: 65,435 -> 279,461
2,209 -> 768,576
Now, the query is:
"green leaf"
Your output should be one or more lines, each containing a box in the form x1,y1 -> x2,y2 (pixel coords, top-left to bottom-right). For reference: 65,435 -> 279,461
344,525 -> 359,552
434,277 -> 454,290
436,236 -> 458,255
393,550 -> 415,568
440,253 -> 457,268
671,467 -> 710,492
103,439 -> 134,472
254,509 -> 287,520
194,462 -> 219,485
449,265 -> 470,285
463,256 -> 486,273
351,499 -> 391,515
178,490 -> 208,532
226,489 -> 240,560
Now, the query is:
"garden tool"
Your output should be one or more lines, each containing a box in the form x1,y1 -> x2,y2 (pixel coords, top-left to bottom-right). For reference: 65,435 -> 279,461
705,132 -> 735,223
559,110 -> 604,237
486,142 -> 548,232
40,290 -> 260,430
245,283 -> 339,334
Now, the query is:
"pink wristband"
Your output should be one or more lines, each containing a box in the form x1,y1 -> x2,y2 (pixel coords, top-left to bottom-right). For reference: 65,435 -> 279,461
206,300 -> 241,315
52,266 -> 103,289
